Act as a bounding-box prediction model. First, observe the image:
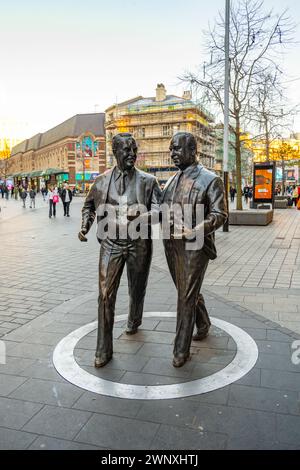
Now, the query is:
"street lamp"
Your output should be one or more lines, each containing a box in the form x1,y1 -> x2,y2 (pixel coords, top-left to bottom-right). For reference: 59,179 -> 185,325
223,0 -> 230,232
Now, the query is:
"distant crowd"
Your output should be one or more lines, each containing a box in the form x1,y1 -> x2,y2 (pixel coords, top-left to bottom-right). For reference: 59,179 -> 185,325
0,182 -> 76,218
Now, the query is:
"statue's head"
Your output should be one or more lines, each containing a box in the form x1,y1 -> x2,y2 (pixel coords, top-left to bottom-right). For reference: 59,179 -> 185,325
169,132 -> 197,170
112,133 -> 137,172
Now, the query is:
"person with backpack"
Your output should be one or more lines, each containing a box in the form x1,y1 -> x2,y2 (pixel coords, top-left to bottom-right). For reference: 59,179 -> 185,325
29,187 -> 36,208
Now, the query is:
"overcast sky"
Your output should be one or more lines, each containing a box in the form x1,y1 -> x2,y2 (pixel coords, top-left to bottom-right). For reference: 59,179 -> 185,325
0,0 -> 300,138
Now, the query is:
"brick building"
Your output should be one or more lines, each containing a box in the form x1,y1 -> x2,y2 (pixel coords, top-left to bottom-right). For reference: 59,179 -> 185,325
8,113 -> 106,189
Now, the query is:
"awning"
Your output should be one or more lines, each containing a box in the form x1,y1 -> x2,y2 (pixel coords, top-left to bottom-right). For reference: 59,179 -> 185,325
41,168 -> 68,176
30,170 -> 43,177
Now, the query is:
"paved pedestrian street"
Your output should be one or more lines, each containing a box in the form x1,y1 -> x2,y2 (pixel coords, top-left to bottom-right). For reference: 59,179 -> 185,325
0,196 -> 300,450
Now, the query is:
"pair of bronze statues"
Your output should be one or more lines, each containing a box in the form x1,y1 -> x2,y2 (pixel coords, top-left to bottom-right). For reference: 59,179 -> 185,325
78,132 -> 227,368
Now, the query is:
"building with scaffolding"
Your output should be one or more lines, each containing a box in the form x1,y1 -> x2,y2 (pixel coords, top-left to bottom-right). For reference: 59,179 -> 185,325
105,84 -> 215,182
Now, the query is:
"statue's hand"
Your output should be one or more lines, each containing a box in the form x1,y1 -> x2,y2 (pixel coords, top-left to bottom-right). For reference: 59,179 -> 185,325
171,226 -> 195,241
78,229 -> 88,242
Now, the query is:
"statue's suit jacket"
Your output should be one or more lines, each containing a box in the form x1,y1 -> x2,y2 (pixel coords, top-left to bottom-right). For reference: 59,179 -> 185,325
162,163 -> 228,260
81,167 -> 161,239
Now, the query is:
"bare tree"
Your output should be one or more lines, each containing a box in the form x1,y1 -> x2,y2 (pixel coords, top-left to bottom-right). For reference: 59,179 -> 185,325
248,70 -> 299,161
0,158 -> 9,181
182,0 -> 295,210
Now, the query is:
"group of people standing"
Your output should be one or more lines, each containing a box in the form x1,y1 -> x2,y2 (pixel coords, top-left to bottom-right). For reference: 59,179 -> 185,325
229,185 -> 253,203
7,183 -> 73,217
47,184 -> 73,218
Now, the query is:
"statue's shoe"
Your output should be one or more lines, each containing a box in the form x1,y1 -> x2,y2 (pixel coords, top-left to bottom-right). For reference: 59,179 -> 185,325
192,327 -> 210,341
125,326 -> 139,335
172,355 -> 191,368
94,355 -> 112,368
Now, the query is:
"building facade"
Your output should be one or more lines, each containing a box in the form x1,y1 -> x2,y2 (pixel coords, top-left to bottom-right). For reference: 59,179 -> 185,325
8,113 -> 106,189
105,84 -> 215,182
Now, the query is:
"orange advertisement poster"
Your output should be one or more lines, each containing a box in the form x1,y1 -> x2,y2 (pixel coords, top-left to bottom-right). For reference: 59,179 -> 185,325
254,168 -> 273,200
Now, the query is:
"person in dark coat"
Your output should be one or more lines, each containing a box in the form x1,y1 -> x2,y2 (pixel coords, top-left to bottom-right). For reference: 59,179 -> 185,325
61,183 -> 73,217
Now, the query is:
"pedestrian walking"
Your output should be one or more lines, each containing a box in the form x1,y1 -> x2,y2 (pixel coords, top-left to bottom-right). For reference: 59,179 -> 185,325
47,186 -> 59,218
29,188 -> 36,208
20,188 -> 27,208
292,185 -> 298,207
4,186 -> 9,200
61,183 -> 73,217
230,186 -> 236,202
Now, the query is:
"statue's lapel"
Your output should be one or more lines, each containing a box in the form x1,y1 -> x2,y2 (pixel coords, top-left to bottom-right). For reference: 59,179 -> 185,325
135,169 -> 146,205
182,165 -> 203,206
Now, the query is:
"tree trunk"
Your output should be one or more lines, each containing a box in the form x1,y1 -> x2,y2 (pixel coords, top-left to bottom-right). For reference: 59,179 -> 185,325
235,116 -> 243,210
281,159 -> 285,195
265,118 -> 270,162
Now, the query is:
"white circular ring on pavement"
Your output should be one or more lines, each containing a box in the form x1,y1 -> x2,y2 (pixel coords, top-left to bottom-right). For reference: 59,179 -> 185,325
53,312 -> 258,400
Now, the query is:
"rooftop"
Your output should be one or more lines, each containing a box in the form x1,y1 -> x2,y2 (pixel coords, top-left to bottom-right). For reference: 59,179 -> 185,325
11,113 -> 105,156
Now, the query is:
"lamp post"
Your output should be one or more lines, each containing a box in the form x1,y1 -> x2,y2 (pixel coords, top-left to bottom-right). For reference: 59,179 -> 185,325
223,0 -> 230,232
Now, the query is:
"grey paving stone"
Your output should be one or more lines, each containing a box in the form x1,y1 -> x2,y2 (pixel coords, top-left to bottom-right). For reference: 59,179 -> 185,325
0,396 -> 43,429
227,436 -> 298,450
75,413 -> 159,450
113,340 -> 144,355
0,373 -> 28,396
186,387 -> 229,406
138,342 -> 174,358
228,384 -> 300,415
248,340 -> 292,355
142,357 -> 195,378
0,357 -> 36,376
23,405 -> 92,440
6,342 -> 54,360
99,353 -> 150,373
228,318 -> 270,329
257,353 -> 300,373
120,371 -> 184,385
0,427 -> 37,450
155,321 -> 177,333
261,369 -> 300,392
276,414 -> 300,446
23,332 -> 65,346
241,327 -> 267,340
150,424 -> 227,450
191,347 -> 236,365
137,399 -> 210,428
192,404 -> 277,442
29,436 -> 105,450
73,392 -> 142,418
191,363 -> 224,378
119,330 -> 175,345
80,366 -> 125,382
18,360 -> 66,382
267,329 -> 297,342
42,322 -> 88,334
234,368 -> 261,387
139,319 -> 161,330
10,378 -> 84,407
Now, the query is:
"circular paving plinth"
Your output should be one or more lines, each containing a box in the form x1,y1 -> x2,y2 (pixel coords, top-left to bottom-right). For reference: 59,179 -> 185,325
53,312 -> 258,400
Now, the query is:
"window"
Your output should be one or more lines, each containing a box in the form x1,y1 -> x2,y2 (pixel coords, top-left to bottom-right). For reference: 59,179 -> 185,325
162,125 -> 171,137
138,127 -> 146,138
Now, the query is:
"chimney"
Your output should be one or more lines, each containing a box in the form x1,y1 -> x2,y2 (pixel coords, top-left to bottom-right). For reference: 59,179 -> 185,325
156,83 -> 166,102
183,90 -> 192,100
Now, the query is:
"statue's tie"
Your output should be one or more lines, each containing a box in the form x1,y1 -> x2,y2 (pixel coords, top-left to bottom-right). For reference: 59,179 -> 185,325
118,172 -> 127,195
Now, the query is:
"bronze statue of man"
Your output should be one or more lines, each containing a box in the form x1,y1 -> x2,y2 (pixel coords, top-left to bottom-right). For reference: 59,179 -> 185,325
162,132 -> 228,368
78,133 -> 161,367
